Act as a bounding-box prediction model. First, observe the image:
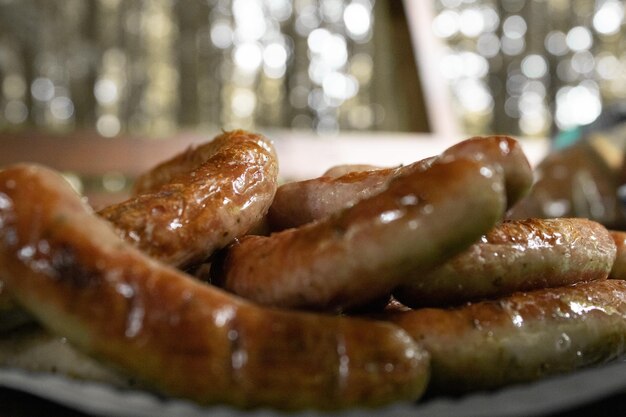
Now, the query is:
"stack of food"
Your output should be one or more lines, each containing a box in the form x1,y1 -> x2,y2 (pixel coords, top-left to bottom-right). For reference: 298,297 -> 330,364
0,130 -> 625,411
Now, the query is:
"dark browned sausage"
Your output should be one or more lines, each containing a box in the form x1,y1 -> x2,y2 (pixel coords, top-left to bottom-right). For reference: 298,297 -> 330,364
99,130 -> 278,268
220,156 -> 508,311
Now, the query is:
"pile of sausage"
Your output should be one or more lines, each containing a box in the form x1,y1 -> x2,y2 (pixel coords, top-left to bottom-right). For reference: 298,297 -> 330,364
1,129 -> 626,410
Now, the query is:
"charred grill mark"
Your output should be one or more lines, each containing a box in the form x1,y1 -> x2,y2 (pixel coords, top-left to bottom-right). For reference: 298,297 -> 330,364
50,243 -> 102,289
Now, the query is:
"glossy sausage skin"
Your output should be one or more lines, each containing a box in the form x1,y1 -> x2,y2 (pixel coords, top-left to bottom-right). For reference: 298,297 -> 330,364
220,157 -> 507,311
440,135 -> 533,209
385,280 -> 626,394
99,130 -> 278,268
267,161 -> 429,231
0,164 -> 429,410
268,135 -> 532,231
395,218 -> 617,308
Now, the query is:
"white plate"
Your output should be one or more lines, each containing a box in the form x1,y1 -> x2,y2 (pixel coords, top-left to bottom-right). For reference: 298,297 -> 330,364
1,359 -> 626,417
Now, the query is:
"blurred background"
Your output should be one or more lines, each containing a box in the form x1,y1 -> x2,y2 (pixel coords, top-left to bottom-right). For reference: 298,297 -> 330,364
0,0 -> 427,136
1,0 -> 626,225
2,0 -> 624,137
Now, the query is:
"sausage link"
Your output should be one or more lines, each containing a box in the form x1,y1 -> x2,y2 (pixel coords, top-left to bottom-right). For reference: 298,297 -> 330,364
0,164 -> 429,410
267,158 -> 436,231
385,280 -> 626,394
98,130 -> 278,268
219,156 -> 507,311
440,135 -> 533,208
131,130 -> 277,195
394,218 -> 616,308
268,135 -> 532,231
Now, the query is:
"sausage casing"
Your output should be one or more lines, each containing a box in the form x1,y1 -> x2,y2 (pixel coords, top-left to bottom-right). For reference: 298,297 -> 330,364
0,163 -> 429,410
220,157 -> 507,311
385,280 -> 626,394
395,218 -> 617,307
267,135 -> 532,231
267,162 -> 427,231
99,130 -> 278,268
440,135 -> 532,207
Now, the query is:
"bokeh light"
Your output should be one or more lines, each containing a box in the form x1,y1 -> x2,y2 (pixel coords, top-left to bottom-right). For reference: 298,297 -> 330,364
433,0 -> 626,136
0,0 -> 379,135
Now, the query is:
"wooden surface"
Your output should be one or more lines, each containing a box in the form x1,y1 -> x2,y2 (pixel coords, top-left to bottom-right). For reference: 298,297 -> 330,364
0,129 -> 549,209
0,129 -> 548,177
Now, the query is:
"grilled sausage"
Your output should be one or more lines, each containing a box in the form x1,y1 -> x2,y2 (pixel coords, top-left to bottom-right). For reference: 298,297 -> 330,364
395,218 -> 617,308
0,163 -> 429,410
99,130 -> 278,268
219,156 -> 508,311
268,135 -> 531,231
267,159 -> 434,231
385,280 -> 626,394
441,135 -> 533,209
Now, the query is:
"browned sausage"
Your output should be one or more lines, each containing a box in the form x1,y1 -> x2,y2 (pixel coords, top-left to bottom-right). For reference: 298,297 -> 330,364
268,135 -> 532,231
219,156 -> 508,311
0,163 -> 429,410
385,280 -> 626,395
441,135 -> 533,209
98,130 -> 278,268
266,161 -> 427,231
394,218 -> 616,308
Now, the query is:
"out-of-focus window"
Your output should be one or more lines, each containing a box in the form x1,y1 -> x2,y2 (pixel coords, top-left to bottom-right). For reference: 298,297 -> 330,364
429,0 -> 626,137
0,0 -> 428,138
